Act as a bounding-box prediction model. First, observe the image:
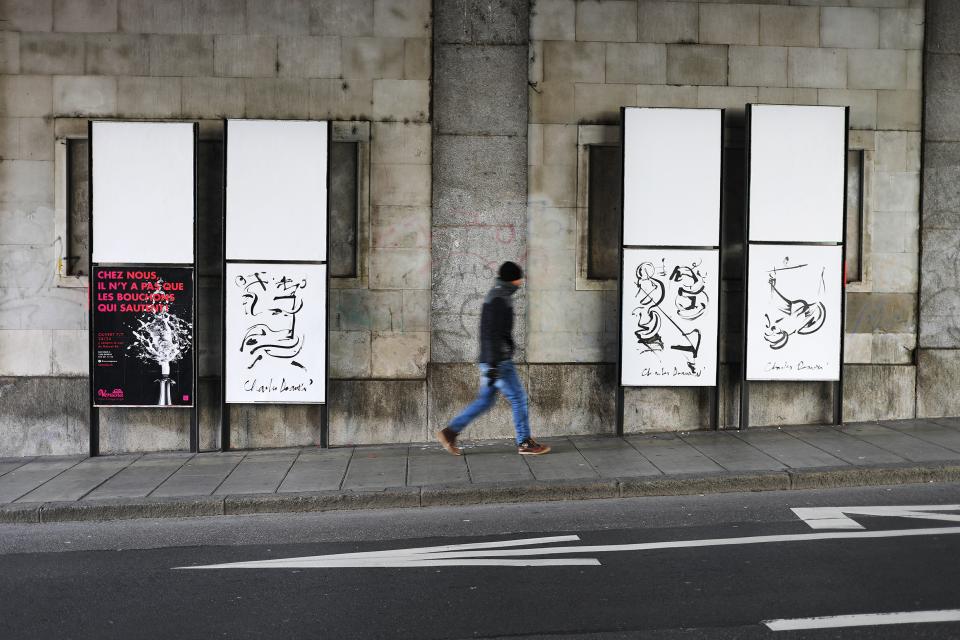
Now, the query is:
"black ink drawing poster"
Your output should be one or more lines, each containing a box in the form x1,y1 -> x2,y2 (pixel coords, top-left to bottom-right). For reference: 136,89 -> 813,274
225,263 -> 326,404
746,244 -> 843,381
93,267 -> 194,407
620,249 -> 719,387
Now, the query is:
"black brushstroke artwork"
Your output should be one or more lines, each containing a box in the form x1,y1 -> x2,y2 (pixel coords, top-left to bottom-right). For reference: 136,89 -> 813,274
235,271 -> 310,374
762,259 -> 827,350
631,259 -> 709,374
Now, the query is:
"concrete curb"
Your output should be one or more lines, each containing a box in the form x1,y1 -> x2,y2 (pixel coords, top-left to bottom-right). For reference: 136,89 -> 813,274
39,496 -> 225,523
2,463 -> 959,524
786,463 -> 960,489
0,502 -> 42,524
619,471 -> 791,497
223,487 -> 421,515
420,478 -> 620,507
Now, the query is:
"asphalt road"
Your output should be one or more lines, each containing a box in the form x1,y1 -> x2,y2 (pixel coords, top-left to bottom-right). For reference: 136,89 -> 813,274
1,483 -> 959,639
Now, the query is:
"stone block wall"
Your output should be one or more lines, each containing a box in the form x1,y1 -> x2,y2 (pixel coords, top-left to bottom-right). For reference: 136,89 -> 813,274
917,0 -> 960,418
428,0 -> 532,439
0,0 -> 949,455
0,0 -> 433,455
527,0 -> 925,431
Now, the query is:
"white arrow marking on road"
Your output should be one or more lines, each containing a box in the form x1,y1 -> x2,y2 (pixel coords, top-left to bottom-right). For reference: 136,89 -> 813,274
792,505 -> 960,530
177,526 -> 960,570
764,609 -> 960,631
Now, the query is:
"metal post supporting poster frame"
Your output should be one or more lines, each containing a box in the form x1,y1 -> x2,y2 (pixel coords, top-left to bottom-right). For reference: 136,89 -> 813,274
615,107 -> 725,436
739,104 -> 849,430
88,121 -> 200,456
220,119 -> 330,450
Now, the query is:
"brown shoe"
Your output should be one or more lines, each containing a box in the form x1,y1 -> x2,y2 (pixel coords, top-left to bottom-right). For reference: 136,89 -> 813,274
517,438 -> 551,455
437,427 -> 462,456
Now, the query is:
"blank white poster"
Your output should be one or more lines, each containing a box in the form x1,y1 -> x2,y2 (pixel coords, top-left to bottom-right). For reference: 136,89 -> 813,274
621,248 -> 719,387
225,262 -> 326,403
746,244 -> 843,381
91,121 -> 195,264
622,108 -> 722,248
226,119 -> 328,262
749,105 -> 846,243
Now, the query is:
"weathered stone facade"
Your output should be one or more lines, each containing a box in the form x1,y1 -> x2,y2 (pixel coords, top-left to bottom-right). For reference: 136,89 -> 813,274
0,0 -> 433,454
527,0 -> 925,432
917,0 -> 960,418
0,0 -> 949,456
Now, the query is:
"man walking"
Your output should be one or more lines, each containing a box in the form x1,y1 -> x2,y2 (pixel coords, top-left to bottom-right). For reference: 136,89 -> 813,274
437,262 -> 551,456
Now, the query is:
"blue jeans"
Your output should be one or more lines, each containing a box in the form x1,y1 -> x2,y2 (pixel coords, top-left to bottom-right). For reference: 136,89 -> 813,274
449,360 -> 530,445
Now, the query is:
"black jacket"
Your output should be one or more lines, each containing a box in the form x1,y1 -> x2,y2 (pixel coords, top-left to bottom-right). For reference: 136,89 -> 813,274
479,280 -> 517,364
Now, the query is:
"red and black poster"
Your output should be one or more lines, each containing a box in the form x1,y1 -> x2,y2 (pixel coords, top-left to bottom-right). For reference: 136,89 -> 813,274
92,266 -> 194,407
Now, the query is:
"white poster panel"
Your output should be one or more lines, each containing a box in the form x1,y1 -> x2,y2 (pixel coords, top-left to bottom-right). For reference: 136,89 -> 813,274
621,248 -> 719,387
746,244 -> 843,381
622,108 -> 722,248
226,119 -> 328,262
91,121 -> 195,264
225,262 -> 326,403
748,105 -> 846,243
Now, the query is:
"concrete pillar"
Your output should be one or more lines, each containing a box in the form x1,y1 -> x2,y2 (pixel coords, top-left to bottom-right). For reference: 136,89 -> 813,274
428,0 -> 529,435
918,0 -> 960,417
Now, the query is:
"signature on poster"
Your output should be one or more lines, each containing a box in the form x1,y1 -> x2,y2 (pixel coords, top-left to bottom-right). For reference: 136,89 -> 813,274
762,258 -> 827,350
631,259 -> 709,374
235,271 -> 309,372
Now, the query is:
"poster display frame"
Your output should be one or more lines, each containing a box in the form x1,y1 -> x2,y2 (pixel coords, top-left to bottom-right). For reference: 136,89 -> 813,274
615,107 -> 725,436
220,119 -> 331,450
88,121 -> 200,456
740,104 -> 849,429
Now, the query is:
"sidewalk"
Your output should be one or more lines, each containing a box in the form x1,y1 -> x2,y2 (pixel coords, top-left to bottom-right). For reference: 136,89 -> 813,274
2,418 -> 960,524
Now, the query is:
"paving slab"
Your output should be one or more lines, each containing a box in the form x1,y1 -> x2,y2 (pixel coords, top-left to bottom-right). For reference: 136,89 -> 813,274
930,417 -> 960,430
522,438 -> 599,481
881,419 -> 960,454
214,451 -> 298,495
783,425 -> 906,466
277,448 -> 353,493
0,457 -> 33,478
681,432 -> 786,472
464,442 -> 535,483
406,445 -> 470,486
571,436 -> 662,478
85,453 -> 194,500
840,422 -> 959,463
151,453 -> 245,497
732,429 -> 847,469
15,455 -> 140,503
341,446 -> 409,490
0,456 -> 85,503
626,434 -> 725,474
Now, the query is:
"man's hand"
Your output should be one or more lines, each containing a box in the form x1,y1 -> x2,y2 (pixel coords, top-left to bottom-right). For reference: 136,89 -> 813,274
485,366 -> 500,386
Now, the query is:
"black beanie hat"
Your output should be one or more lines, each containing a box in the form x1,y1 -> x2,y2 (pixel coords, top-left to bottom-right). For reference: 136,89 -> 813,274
498,261 -> 523,282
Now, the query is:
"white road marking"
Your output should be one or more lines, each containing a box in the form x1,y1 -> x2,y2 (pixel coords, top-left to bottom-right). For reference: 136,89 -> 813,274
192,558 -> 602,569
792,505 -> 960,530
178,526 -> 960,570
240,535 -> 582,563
764,609 -> 960,631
